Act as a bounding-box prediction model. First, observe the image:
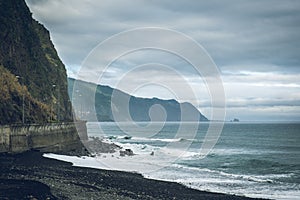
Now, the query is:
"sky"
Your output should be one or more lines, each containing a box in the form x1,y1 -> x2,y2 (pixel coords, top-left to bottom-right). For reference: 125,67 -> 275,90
26,0 -> 300,121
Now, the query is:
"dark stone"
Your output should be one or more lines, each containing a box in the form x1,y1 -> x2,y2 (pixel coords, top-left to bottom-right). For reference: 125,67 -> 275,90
119,149 -> 134,156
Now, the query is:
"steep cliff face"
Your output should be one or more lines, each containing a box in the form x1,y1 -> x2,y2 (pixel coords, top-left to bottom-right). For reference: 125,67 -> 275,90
0,0 -> 72,124
0,65 -> 50,124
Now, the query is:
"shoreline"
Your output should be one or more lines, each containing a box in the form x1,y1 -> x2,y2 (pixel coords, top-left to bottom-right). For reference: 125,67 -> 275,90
0,151 -> 264,199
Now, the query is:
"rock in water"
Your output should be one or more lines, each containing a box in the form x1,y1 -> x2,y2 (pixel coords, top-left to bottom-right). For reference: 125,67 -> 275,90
120,149 -> 134,156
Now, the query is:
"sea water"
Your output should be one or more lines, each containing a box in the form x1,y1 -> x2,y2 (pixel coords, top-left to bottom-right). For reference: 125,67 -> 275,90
45,122 -> 300,199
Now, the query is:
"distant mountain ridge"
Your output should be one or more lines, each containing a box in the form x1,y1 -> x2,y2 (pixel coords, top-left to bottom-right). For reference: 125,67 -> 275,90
68,78 -> 208,122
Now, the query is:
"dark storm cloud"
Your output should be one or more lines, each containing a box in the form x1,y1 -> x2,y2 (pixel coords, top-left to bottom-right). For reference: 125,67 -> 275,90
164,0 -> 300,68
26,0 -> 300,70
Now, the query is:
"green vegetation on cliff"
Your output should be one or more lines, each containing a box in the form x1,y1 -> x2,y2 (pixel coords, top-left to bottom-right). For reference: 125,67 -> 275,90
0,65 -> 51,124
68,78 -> 208,122
0,0 -> 72,124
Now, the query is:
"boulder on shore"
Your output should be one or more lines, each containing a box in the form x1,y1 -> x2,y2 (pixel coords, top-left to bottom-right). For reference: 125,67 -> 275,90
119,149 -> 134,156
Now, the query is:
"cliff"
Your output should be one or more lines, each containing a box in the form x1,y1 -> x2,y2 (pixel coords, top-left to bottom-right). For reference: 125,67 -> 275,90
0,65 -> 50,124
68,78 -> 208,122
0,0 -> 72,124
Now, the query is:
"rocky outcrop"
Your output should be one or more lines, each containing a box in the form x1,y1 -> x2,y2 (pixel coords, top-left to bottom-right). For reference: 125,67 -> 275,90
119,149 -> 134,157
84,137 -> 121,154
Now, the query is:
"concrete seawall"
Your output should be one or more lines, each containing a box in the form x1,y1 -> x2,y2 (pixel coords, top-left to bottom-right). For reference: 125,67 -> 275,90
0,121 -> 87,153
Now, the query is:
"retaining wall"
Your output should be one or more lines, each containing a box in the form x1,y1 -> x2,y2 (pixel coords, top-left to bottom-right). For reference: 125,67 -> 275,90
0,121 -> 87,153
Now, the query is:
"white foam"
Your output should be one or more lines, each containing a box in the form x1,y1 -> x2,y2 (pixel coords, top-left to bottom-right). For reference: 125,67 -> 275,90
106,135 -> 197,143
145,164 -> 300,200
131,137 -> 182,143
45,140 -> 182,173
43,153 -> 300,200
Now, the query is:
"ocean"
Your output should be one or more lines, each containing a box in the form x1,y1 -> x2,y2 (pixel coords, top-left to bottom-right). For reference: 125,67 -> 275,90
45,122 -> 300,199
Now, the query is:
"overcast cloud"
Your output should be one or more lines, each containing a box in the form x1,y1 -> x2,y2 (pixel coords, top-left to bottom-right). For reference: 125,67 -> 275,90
26,0 -> 300,121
